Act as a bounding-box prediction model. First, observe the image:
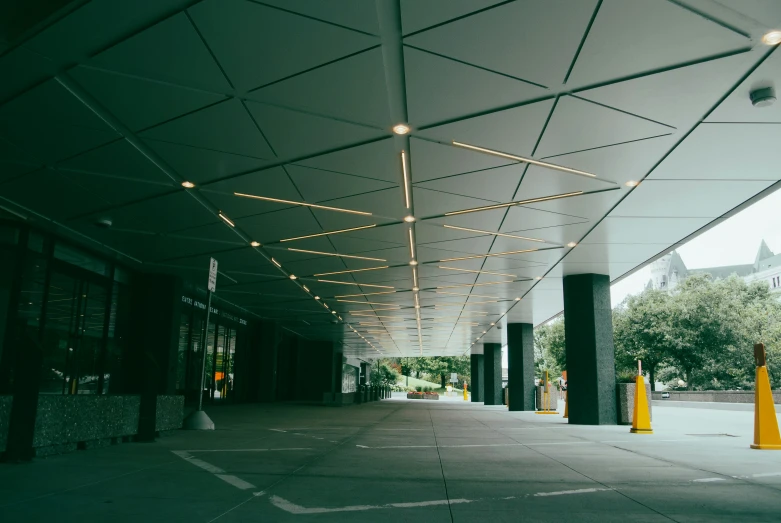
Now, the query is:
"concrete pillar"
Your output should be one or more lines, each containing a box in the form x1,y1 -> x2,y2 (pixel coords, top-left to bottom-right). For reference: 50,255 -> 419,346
507,323 -> 535,411
483,343 -> 502,405
563,273 -> 617,425
470,354 -> 483,402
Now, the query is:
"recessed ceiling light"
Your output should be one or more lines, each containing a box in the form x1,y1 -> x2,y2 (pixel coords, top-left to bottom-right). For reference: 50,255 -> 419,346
625,180 -> 640,187
409,260 -> 418,266
393,124 -> 410,135
490,322 -> 495,326
762,30 -> 781,45
515,297 -> 521,301
331,310 -> 337,314
289,274 -> 297,280
314,296 -> 320,300
404,215 -> 416,223
567,242 -> 577,248
415,305 -> 420,309
181,181 -> 195,188
412,286 -> 420,291
535,276 -> 543,280
250,241 -> 261,247
482,331 -> 486,334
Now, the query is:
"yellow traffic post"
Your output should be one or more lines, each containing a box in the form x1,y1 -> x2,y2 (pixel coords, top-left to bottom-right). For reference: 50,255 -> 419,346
535,370 -> 559,415
751,343 -> 781,449
630,360 -> 653,434
463,382 -> 468,401
563,391 -> 568,419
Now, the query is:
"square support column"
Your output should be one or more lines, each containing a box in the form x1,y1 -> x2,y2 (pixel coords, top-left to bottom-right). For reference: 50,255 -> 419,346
483,343 -> 502,405
470,354 -> 483,402
563,273 -> 617,425
507,323 -> 535,411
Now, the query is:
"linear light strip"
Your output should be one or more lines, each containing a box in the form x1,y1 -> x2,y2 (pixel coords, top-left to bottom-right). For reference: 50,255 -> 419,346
438,266 -> 516,277
318,280 -> 395,289
413,266 -> 419,288
401,151 -> 411,209
234,192 -> 371,216
314,266 -> 389,276
408,229 -> 415,259
440,248 -> 545,262
280,224 -> 377,242
288,248 -> 386,262
442,224 -> 546,243
444,192 -> 583,216
436,280 -> 515,289
335,291 -> 397,298
337,300 -> 401,306
218,213 -> 235,227
435,291 -> 502,299
348,308 -> 403,313
452,141 -> 598,179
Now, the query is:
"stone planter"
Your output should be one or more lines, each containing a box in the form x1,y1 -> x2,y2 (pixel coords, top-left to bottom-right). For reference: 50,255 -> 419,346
423,393 -> 439,400
616,382 -> 653,425
407,393 -> 424,399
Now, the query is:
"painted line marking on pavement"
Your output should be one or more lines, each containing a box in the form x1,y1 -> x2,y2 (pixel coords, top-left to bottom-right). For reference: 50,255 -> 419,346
534,488 -> 613,497
270,488 -> 614,514
216,474 -> 256,490
354,439 -> 698,450
693,478 -> 726,483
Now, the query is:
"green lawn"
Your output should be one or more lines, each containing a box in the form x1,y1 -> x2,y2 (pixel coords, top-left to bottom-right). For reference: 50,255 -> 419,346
396,375 -> 441,390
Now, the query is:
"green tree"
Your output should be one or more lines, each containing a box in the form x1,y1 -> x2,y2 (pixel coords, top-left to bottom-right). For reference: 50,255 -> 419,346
534,319 -> 566,377
405,356 -> 470,388
371,361 -> 399,387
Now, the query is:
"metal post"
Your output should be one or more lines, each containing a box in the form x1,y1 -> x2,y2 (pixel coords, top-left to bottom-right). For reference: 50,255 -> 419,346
183,291 -> 215,430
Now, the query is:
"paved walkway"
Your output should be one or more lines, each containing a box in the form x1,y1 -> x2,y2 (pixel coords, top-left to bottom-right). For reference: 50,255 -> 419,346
1,399 -> 780,522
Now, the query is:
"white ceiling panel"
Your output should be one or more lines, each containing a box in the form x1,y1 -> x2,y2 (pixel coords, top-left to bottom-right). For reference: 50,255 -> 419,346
582,216 -> 712,245
415,163 -> 524,203
707,48 -> 781,123
409,137 -> 514,182
295,138 -> 400,183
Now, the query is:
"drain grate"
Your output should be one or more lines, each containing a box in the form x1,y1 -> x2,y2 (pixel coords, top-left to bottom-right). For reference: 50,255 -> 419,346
686,433 -> 739,437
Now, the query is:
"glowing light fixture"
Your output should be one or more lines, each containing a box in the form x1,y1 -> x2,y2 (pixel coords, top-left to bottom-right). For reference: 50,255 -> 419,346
566,242 -> 577,248
317,279 -> 395,289
438,266 -> 516,277
412,286 -> 420,292
336,291 -> 397,298
535,276 -> 542,280
181,181 -> 195,188
409,260 -> 418,266
436,291 -> 501,299
289,274 -> 297,280
762,30 -> 781,45
287,248 -> 386,262
337,300 -> 400,306
452,141 -> 598,179
393,124 -> 410,135
280,224 -> 377,242
515,297 -> 521,301
302,285 -> 310,292
401,151 -> 411,208
445,191 -> 583,216
442,224 -> 546,242
271,258 -> 282,268
625,180 -> 640,187
436,281 -> 514,289
234,192 -> 371,216
439,247 -> 542,262
250,241 -> 261,247
218,213 -> 235,227
314,266 -> 389,277
314,296 -> 320,300
404,215 -> 416,223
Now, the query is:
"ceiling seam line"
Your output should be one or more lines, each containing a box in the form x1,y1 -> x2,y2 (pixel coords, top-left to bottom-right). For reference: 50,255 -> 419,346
416,94 -> 556,131
402,0 -> 517,38
568,94 -> 677,129
666,0 -> 751,39
246,0 -> 379,37
183,9 -> 236,90
540,133 -> 675,160
403,44 -> 548,89
563,0 -> 602,84
0,0 -> 91,60
126,97 -> 230,135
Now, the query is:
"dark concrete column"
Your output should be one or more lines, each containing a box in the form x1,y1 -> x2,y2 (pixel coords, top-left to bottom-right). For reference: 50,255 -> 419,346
563,273 -> 617,425
483,343 -> 502,405
507,323 -> 535,411
470,354 -> 483,402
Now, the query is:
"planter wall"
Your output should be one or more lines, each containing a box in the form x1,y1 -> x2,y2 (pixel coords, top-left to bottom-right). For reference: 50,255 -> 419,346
423,394 -> 440,400
407,393 -> 424,399
616,383 -> 653,425
0,395 -> 12,453
651,390 -> 781,404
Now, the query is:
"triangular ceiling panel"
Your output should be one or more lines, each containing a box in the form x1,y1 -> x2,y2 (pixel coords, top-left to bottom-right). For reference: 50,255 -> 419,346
248,48 -> 390,127
57,139 -> 171,185
500,205 -> 588,233
310,187 -> 405,229
236,206 -> 323,244
404,46 -> 547,127
201,166 -> 304,219
567,0 -> 750,87
141,99 -> 275,159
189,0 -> 378,90
258,0 -> 380,34
286,165 -> 396,202
577,51 -> 753,128
416,99 -> 554,157
247,102 -> 386,159
70,66 -> 227,131
89,12 -> 232,92
535,96 -> 674,158
415,163 -> 524,203
144,138 -> 271,184
400,0 -> 506,35
408,137 -> 514,182
404,0 -> 597,87
294,138 -> 399,183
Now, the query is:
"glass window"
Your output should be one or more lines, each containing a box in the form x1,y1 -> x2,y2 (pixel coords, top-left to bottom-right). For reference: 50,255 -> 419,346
54,243 -> 109,277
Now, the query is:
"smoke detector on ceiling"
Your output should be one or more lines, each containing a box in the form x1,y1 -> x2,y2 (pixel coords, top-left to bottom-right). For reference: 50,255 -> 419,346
750,86 -> 776,107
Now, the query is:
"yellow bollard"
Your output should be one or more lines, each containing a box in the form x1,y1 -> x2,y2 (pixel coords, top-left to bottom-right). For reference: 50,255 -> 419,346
630,360 -> 653,434
535,370 -> 559,415
751,343 -> 781,450
463,382 -> 468,401
563,391 -> 568,419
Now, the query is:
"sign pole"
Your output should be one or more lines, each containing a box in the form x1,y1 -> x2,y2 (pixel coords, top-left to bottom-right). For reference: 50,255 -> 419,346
183,258 -> 218,430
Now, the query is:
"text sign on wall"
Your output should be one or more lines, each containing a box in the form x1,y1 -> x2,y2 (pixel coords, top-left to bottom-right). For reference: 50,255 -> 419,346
208,257 -> 218,292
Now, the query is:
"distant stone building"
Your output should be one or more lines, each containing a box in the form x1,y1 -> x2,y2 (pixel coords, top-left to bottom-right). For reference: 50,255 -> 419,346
647,241 -> 781,295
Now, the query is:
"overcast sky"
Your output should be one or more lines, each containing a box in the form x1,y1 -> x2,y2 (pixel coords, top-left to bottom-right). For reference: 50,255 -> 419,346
609,186 -> 781,306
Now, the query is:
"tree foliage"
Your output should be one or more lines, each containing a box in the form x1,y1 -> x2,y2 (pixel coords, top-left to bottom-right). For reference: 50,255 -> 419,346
534,319 -> 566,377
403,356 -> 470,387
